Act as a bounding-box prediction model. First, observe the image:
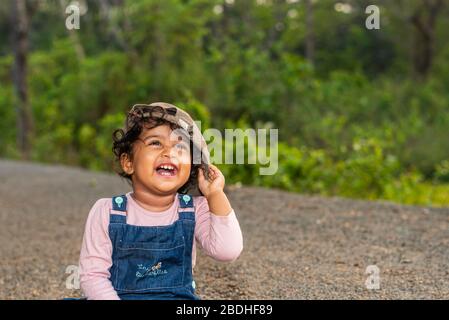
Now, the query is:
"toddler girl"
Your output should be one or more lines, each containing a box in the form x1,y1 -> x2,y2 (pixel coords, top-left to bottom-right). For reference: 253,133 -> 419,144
78,102 -> 243,300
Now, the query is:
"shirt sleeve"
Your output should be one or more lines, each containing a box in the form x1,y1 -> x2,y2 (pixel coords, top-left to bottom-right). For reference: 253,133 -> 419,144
78,198 -> 120,300
193,196 -> 243,262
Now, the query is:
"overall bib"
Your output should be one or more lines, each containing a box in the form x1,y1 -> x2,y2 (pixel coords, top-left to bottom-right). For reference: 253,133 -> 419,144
108,193 -> 199,300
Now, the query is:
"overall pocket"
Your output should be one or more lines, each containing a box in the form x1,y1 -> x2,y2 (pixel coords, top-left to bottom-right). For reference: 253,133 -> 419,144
113,242 -> 185,292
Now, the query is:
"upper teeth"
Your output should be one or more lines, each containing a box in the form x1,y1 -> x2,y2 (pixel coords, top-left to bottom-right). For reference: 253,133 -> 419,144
159,165 -> 174,170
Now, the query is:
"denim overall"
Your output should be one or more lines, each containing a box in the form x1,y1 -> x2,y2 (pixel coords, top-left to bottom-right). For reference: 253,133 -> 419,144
108,193 -> 199,300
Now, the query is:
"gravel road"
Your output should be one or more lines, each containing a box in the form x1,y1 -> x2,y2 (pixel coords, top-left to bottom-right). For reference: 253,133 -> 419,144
0,159 -> 448,299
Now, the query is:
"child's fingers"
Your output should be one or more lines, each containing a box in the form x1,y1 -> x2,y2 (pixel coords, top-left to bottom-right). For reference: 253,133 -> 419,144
209,164 -> 222,176
208,164 -> 217,175
199,166 -> 213,182
210,165 -> 221,177
209,167 -> 219,180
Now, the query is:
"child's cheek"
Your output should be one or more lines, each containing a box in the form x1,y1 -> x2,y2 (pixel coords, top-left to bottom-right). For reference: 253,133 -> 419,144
137,151 -> 157,172
180,163 -> 191,182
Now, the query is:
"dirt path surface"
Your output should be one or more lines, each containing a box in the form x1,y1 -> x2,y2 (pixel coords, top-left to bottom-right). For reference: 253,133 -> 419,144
0,159 -> 448,299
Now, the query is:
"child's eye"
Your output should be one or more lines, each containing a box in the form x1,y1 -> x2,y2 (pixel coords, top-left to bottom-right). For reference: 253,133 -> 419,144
148,140 -> 162,147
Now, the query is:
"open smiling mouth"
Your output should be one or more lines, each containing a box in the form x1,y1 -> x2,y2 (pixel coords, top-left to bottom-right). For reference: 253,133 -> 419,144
155,164 -> 178,177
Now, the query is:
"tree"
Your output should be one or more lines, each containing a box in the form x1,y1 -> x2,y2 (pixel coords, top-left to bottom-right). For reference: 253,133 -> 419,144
385,0 -> 446,78
410,0 -> 445,78
305,0 -> 315,64
11,0 -> 36,159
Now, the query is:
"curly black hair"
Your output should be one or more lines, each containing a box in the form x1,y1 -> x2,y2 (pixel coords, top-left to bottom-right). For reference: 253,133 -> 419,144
112,105 -> 202,194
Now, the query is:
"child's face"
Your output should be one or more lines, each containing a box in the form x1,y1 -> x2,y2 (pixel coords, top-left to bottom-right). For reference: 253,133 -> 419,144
123,123 -> 192,195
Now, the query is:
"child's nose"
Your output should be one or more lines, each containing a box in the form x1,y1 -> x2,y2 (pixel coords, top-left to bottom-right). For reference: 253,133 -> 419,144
161,145 -> 176,157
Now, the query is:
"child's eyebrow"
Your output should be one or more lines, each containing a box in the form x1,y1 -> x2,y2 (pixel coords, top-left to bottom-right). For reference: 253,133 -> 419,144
143,134 -> 164,141
142,134 -> 185,142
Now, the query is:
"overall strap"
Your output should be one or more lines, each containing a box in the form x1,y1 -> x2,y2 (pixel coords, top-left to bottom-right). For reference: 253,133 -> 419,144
110,195 -> 127,223
178,194 -> 195,221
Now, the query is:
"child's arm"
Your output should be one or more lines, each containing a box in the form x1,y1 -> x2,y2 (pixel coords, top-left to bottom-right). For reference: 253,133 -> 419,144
203,189 -> 232,216
195,165 -> 243,261
79,199 -> 120,300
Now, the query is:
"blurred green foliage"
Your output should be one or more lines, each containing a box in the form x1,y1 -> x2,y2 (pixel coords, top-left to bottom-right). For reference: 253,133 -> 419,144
0,0 -> 448,206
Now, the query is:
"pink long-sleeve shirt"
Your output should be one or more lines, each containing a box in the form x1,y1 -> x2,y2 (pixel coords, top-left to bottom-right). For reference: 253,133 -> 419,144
78,192 -> 243,300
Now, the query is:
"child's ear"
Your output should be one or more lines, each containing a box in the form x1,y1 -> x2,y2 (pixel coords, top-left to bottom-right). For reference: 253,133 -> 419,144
120,153 -> 134,175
